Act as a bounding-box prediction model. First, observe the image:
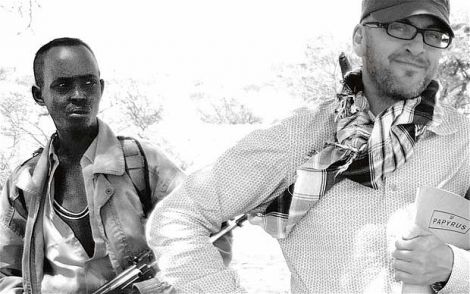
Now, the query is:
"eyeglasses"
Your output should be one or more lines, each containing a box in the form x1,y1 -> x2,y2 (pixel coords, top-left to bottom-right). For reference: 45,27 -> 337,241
362,21 -> 452,49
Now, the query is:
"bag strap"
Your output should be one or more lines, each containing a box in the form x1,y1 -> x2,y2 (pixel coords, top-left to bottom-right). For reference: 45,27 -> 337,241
117,136 -> 152,218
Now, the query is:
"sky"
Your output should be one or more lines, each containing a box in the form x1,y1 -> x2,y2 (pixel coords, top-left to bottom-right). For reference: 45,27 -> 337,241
0,0 -> 364,82
0,0 -> 469,166
1,0 -> 468,83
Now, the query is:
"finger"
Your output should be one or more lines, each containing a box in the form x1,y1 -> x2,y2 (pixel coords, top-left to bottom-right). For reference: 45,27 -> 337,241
391,248 -> 414,262
392,258 -> 416,274
393,259 -> 424,285
392,257 -> 434,285
394,270 -> 422,284
395,237 -> 421,250
394,268 -> 430,285
402,224 -> 428,240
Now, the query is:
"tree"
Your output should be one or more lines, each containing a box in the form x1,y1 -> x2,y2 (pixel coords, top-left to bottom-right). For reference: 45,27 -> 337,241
190,81 -> 262,125
197,96 -> 262,125
275,35 -> 361,105
438,23 -> 470,115
0,70 -> 50,186
276,27 -> 470,117
0,0 -> 40,33
115,82 -> 163,135
0,93 -> 49,147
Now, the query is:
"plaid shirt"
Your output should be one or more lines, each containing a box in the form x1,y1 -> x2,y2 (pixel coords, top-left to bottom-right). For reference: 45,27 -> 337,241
147,99 -> 470,293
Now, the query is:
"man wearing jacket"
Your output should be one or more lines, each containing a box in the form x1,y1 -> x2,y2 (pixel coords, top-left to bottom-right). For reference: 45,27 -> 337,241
147,0 -> 470,293
0,37 -> 185,293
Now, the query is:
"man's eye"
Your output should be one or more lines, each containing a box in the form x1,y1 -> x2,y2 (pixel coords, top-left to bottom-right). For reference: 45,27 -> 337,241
392,22 -> 416,33
427,31 -> 442,40
54,82 -> 72,92
395,26 -> 406,32
83,80 -> 97,87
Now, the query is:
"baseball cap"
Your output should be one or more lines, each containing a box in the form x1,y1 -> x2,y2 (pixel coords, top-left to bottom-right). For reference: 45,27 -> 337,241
361,0 -> 454,37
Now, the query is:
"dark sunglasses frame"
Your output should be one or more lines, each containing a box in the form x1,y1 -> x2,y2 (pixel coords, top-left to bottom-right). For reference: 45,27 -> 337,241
362,21 -> 452,49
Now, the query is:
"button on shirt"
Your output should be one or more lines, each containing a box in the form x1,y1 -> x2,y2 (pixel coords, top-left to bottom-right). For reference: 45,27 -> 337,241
41,137 -> 114,294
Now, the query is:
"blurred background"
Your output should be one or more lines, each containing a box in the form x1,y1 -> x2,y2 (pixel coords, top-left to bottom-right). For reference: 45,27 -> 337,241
0,1 -> 469,292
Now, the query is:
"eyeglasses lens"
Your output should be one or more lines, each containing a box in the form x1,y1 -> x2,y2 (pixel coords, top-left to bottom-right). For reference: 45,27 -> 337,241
387,22 -> 450,48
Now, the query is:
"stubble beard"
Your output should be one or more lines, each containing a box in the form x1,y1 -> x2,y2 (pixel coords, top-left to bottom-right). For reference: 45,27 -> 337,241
364,42 -> 434,101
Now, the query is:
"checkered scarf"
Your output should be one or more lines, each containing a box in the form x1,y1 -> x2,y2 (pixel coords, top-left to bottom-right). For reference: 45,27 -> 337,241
253,70 -> 441,239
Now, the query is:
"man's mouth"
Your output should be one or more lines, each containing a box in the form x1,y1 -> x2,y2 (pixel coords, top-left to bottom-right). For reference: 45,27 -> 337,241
393,59 -> 428,69
68,106 -> 91,115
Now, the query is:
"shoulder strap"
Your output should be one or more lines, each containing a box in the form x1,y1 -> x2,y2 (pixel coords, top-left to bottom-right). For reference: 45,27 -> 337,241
117,136 -> 152,217
14,147 -> 44,218
20,147 -> 43,167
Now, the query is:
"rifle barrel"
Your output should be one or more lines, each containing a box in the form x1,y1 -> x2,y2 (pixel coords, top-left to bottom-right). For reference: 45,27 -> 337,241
92,265 -> 141,294
93,215 -> 247,294
210,214 -> 247,243
339,52 -> 352,78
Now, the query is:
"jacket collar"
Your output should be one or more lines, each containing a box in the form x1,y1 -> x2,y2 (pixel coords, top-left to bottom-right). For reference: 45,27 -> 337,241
15,119 -> 126,193
85,118 -> 126,176
15,145 -> 51,195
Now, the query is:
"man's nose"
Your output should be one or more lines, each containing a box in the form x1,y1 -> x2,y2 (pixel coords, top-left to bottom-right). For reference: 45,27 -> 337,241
70,84 -> 87,100
405,32 -> 425,55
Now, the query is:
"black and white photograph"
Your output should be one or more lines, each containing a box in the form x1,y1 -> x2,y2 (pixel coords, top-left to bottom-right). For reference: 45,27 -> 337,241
0,0 -> 469,293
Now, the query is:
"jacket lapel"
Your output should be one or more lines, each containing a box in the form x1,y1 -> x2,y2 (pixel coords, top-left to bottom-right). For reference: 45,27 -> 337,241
91,119 -> 126,176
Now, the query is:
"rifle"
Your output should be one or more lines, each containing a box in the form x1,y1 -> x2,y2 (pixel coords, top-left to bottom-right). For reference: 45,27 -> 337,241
93,215 -> 248,294
92,250 -> 157,294
210,214 -> 248,243
338,51 -> 352,77
338,52 -> 361,94
336,52 -> 362,120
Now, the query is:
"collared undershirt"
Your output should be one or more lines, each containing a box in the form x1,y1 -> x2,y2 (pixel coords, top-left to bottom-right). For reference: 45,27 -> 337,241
41,137 -> 114,294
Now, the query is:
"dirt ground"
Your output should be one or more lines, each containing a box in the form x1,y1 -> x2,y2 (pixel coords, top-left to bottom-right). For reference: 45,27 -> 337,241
230,223 -> 291,293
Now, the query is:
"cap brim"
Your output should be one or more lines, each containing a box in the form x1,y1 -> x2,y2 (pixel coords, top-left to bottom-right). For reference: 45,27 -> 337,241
369,2 -> 454,37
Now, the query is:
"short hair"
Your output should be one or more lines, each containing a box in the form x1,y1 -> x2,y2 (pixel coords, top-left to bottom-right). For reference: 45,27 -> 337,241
33,37 -> 96,87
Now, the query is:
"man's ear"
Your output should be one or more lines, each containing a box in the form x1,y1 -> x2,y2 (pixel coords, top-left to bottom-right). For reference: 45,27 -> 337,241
99,79 -> 105,96
32,85 -> 45,106
353,24 -> 365,57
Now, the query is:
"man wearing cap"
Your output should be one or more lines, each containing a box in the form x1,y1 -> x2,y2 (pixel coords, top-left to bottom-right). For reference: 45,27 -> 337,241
146,0 -> 470,293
